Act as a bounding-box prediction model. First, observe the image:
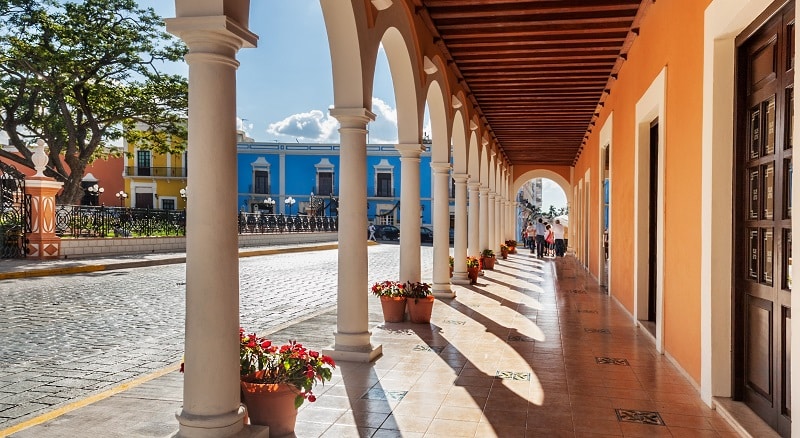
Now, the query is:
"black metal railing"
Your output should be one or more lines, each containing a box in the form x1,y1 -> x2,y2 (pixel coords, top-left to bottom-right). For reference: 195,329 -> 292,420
54,205 -> 338,238
237,212 -> 338,234
125,166 -> 187,178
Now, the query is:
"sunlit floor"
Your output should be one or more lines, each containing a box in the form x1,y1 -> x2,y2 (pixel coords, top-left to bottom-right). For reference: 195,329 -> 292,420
288,252 -> 740,437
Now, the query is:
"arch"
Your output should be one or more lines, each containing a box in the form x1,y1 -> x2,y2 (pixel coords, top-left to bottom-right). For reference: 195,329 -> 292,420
320,1 -> 368,109
377,27 -> 422,144
426,79 -> 450,163
513,168 -> 573,215
451,109 -> 468,174
468,130 -> 480,180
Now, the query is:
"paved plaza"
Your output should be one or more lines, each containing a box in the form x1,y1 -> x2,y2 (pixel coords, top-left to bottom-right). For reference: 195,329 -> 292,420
0,243 -> 431,433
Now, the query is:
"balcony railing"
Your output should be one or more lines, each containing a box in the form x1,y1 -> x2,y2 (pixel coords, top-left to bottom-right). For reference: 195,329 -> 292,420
237,212 -> 338,234
125,166 -> 187,178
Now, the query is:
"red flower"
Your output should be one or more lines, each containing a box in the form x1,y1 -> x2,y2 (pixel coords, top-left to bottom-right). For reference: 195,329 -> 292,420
307,394 -> 316,402
260,340 -> 271,349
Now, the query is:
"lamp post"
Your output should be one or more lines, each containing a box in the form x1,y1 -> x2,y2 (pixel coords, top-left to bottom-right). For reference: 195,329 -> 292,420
264,197 -> 276,214
284,196 -> 296,215
115,191 -> 128,207
180,187 -> 187,202
87,184 -> 104,206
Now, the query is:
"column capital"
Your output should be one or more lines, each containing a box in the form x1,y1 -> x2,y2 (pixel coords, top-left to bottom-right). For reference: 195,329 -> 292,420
468,181 -> 482,190
430,162 -> 451,173
395,143 -> 425,157
330,107 -> 376,128
166,16 -> 258,51
452,173 -> 469,183
479,186 -> 490,195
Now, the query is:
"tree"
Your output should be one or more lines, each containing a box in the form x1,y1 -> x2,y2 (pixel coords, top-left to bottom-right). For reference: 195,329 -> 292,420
0,0 -> 188,204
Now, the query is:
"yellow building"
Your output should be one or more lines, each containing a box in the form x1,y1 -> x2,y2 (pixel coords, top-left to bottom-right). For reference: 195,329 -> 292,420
121,133 -> 187,210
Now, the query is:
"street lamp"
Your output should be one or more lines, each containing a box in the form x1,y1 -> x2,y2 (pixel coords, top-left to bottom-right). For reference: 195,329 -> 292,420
87,184 -> 104,206
115,190 -> 128,207
180,187 -> 187,201
264,197 -> 276,214
284,196 -> 296,215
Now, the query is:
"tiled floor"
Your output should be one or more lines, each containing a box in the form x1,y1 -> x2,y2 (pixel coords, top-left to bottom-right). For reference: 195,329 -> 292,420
290,252 -> 741,437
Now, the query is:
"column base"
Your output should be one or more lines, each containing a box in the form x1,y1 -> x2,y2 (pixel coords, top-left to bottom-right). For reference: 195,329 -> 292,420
432,283 -> 455,299
323,342 -> 383,363
451,272 -> 471,285
171,405 -> 263,438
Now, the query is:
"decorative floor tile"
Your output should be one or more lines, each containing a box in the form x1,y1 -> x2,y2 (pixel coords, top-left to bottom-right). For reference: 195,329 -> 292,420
566,289 -> 587,294
577,309 -> 598,314
412,344 -> 445,353
495,371 -> 531,381
584,328 -> 611,334
361,389 -> 407,401
507,334 -> 536,342
443,320 -> 466,325
615,409 -> 666,426
595,357 -> 630,366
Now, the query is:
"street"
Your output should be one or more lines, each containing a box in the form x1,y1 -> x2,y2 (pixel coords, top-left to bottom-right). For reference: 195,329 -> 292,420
0,244 -> 433,428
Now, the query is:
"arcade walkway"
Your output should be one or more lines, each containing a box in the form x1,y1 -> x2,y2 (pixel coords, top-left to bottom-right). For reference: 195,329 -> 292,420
8,250 -> 747,437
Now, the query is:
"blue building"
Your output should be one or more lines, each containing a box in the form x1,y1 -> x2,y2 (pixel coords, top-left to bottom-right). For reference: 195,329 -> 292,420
236,141 -> 442,227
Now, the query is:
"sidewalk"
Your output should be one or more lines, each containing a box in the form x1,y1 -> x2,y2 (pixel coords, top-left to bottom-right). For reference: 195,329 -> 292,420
2,250 -> 754,438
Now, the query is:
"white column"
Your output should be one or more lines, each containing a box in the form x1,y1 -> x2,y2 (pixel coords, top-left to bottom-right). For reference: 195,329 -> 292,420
479,187 -> 489,252
487,192 -> 496,252
396,143 -> 424,283
452,173 -> 470,284
468,182 -> 481,257
325,108 -> 382,362
495,195 -> 503,250
166,17 -> 260,438
431,162 -> 454,297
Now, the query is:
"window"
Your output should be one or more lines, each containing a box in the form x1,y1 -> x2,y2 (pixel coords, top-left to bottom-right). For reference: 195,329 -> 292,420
254,170 -> 269,194
137,151 -> 151,176
377,173 -> 392,197
162,199 -> 176,210
318,172 -> 333,196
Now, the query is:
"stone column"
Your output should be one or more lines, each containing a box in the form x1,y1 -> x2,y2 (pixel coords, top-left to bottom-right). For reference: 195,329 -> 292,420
25,140 -> 62,259
479,187 -> 490,253
452,173 -> 470,284
487,192 -> 496,252
431,162 -> 453,297
467,182 -> 481,257
325,108 -> 382,362
166,17 -> 264,438
396,143 -> 424,283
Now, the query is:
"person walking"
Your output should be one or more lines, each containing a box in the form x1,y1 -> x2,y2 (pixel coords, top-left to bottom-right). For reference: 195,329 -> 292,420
525,221 -> 536,253
535,218 -> 547,258
368,223 -> 377,241
553,219 -> 566,257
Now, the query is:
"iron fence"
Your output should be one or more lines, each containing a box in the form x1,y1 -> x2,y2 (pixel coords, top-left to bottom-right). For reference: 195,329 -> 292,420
54,205 -> 338,238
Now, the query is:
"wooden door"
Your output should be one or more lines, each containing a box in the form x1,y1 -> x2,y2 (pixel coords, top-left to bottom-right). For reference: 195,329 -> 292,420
735,3 -> 793,435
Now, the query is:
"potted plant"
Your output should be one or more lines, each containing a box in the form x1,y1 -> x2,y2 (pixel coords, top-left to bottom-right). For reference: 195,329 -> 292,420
449,256 -> 454,278
371,280 -> 406,322
505,239 -> 518,254
466,256 -> 480,284
481,248 -> 496,270
500,243 -> 509,260
404,281 -> 434,323
238,329 -> 336,435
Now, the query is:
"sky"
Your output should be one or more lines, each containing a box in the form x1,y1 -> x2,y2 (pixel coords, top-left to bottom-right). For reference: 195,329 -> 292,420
59,0 -> 568,209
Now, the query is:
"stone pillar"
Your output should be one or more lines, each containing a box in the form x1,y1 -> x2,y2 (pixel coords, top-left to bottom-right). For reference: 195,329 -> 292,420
431,162 -> 453,298
488,192 -> 496,252
452,173 -> 470,285
467,182 -> 481,257
396,143 -> 424,283
166,16 -> 264,438
325,108 -> 382,362
479,187 -> 489,253
25,178 -> 63,259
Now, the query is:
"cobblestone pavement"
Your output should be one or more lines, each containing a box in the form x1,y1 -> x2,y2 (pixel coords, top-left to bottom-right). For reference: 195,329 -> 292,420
0,244 -> 433,429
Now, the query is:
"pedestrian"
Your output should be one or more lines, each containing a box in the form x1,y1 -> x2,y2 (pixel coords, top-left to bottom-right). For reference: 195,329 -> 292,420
368,223 -> 376,241
525,221 -> 536,253
553,219 -> 566,257
535,218 -> 547,258
545,224 -> 555,257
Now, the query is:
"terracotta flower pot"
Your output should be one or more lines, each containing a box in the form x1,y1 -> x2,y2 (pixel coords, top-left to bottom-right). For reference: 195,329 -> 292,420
467,266 -> 479,284
240,382 -> 298,436
407,295 -> 435,324
380,296 -> 407,322
482,256 -> 496,270
509,246 -> 517,254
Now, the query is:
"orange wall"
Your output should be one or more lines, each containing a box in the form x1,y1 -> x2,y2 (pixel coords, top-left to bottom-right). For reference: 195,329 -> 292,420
574,0 -> 710,383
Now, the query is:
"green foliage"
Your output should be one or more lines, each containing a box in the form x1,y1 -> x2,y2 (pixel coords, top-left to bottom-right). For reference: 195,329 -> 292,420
481,248 -> 495,258
0,0 -> 188,203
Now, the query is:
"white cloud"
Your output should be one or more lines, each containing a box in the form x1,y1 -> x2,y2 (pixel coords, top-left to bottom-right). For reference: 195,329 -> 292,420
541,178 -> 567,210
371,97 -> 397,125
266,109 -> 339,142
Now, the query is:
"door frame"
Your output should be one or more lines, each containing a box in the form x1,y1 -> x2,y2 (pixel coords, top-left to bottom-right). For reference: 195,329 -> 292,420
599,113 -> 613,295
634,67 -> 667,353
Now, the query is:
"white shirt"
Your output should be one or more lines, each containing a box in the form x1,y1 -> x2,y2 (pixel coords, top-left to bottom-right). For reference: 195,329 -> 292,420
552,223 -> 565,239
